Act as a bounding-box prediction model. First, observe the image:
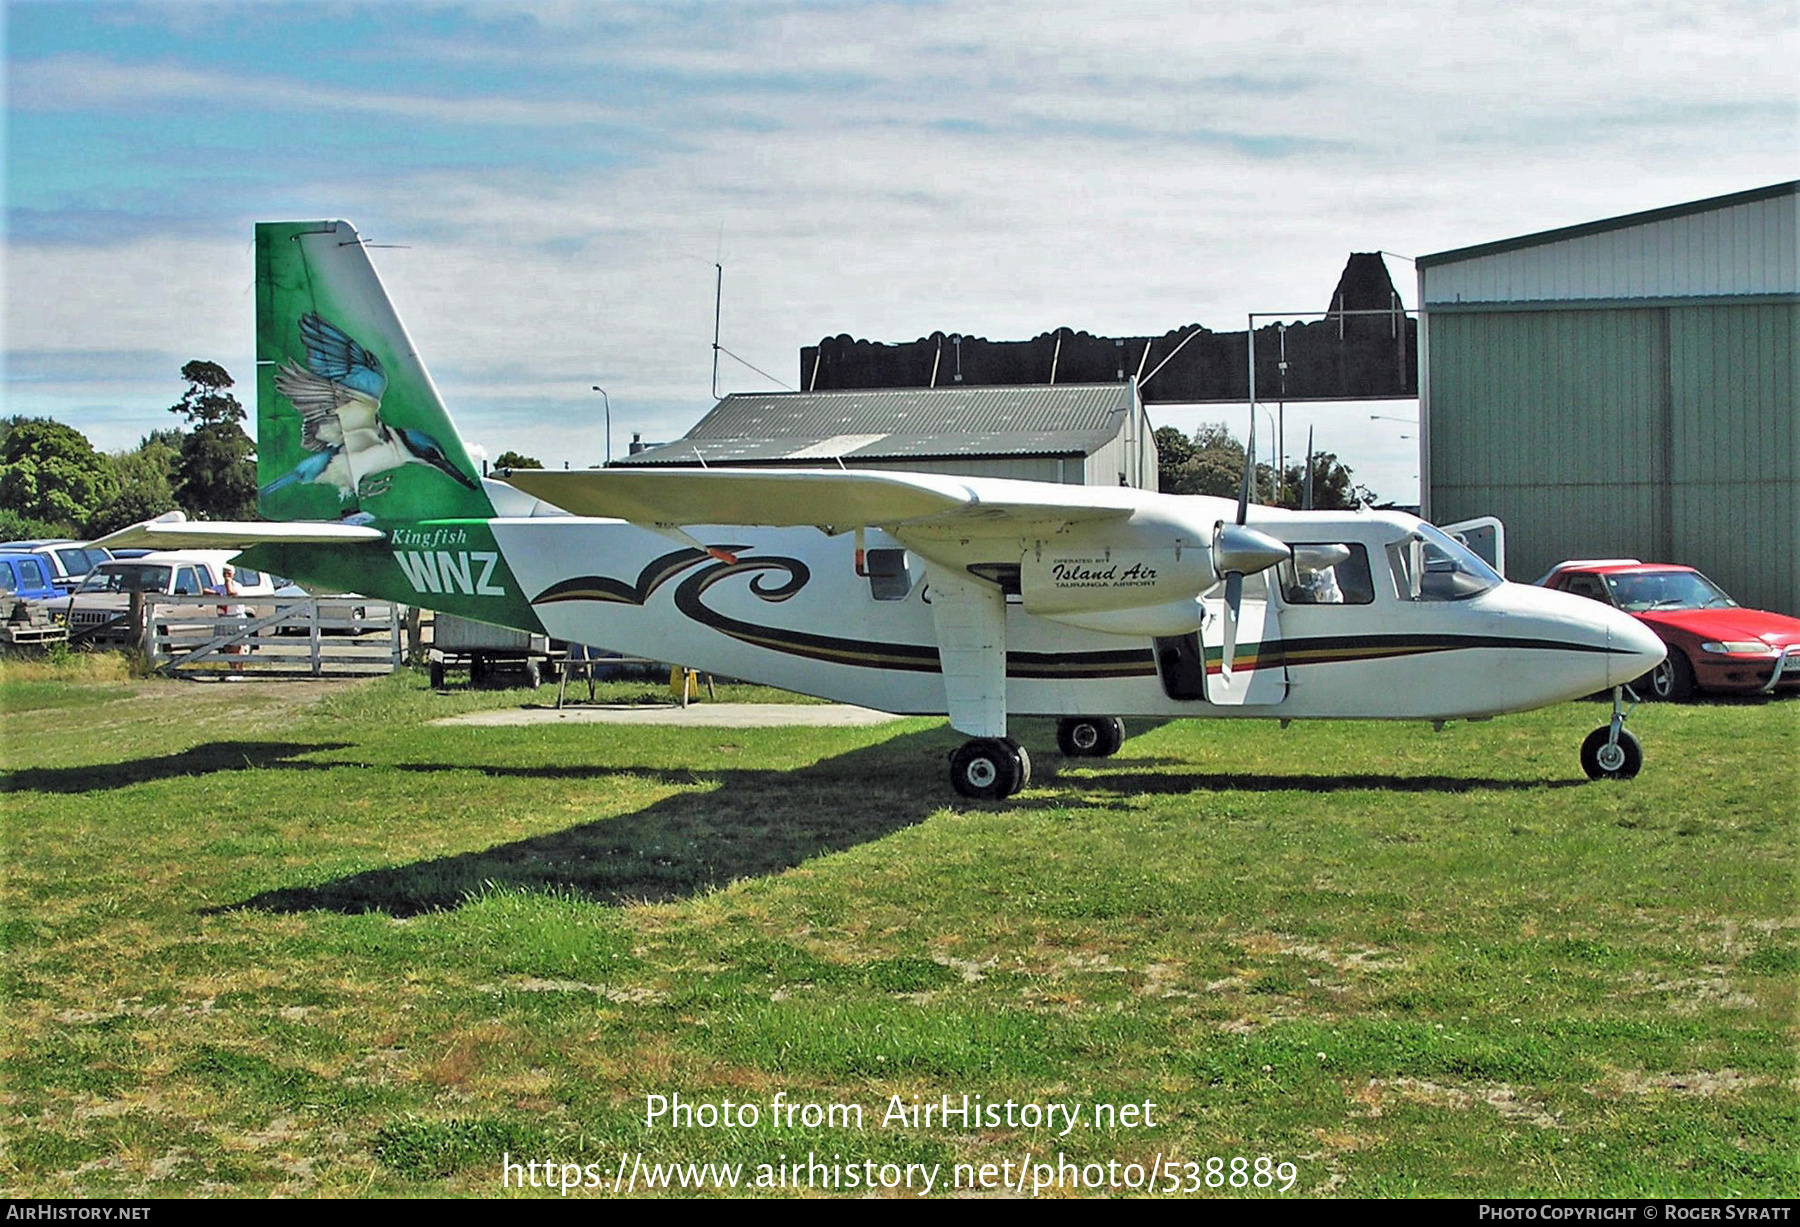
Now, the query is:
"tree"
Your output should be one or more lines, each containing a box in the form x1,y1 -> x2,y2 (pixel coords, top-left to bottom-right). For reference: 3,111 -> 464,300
494,451 -> 543,470
0,418 -> 117,533
1157,422 -> 1262,498
1152,425 -> 1194,472
87,443 -> 180,537
1156,422 -> 1377,508
169,360 -> 245,428
1278,451 -> 1378,511
176,423 -> 258,520
168,362 -> 257,520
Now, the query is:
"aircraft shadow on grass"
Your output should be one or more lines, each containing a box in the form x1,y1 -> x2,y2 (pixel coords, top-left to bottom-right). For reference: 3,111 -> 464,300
220,727 -> 972,917
3,741 -> 354,794
192,726 -> 1590,919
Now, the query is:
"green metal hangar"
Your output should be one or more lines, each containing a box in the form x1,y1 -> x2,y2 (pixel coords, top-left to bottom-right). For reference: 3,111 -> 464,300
615,383 -> 1160,489
1417,181 -> 1798,615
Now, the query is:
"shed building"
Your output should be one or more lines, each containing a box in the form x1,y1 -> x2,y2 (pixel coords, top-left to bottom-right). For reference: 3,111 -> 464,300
615,382 -> 1159,489
1418,181 -> 1798,614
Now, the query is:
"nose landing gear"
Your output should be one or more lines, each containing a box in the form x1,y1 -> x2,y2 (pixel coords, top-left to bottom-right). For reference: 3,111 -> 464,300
1581,687 -> 1644,780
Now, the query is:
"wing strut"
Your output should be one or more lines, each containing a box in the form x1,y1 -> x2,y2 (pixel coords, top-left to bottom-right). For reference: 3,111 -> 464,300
926,566 -> 1007,738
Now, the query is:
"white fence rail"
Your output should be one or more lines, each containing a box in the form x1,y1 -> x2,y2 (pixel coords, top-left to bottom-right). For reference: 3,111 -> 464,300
151,598 -> 405,677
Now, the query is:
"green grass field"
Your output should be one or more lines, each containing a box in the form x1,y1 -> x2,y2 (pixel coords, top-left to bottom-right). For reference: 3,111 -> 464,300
2,662 -> 1795,1198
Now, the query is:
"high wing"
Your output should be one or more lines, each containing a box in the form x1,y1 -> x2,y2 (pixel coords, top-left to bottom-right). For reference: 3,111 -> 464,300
92,516 -> 386,552
496,467 -> 1139,535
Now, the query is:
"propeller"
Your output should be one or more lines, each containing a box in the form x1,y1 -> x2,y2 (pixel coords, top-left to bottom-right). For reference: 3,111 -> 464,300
1211,411 -> 1291,678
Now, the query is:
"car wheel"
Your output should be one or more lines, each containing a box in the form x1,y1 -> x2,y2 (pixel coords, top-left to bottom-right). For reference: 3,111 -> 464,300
429,658 -> 445,689
1646,649 -> 1695,701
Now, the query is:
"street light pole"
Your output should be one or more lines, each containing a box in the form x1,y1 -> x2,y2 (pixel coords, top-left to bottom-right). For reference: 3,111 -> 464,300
1254,404 -> 1278,504
591,386 -> 611,466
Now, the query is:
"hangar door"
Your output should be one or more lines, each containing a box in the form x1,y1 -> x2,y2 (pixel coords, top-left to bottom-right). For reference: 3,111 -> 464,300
1428,302 -> 1797,613
1427,308 -> 1670,588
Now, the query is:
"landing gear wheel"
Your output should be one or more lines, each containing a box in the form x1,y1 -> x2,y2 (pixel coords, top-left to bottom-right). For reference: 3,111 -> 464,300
949,737 -> 1026,800
1056,716 -> 1125,757
521,658 -> 543,689
1581,726 -> 1642,780
1645,650 -> 1694,701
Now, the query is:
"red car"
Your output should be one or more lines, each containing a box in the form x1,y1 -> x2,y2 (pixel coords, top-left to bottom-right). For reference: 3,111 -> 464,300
1538,560 -> 1800,699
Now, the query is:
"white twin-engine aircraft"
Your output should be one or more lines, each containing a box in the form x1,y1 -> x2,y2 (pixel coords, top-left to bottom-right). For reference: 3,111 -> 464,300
100,219 -> 1667,800
494,461 -> 1666,797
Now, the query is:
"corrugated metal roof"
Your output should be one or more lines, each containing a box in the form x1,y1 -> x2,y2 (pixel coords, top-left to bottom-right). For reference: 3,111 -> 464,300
617,383 -> 1133,466
1421,185 -> 1798,306
1418,180 -> 1798,269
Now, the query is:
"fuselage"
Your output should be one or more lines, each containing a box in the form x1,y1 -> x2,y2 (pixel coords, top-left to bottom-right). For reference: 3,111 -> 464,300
251,497 -> 1664,724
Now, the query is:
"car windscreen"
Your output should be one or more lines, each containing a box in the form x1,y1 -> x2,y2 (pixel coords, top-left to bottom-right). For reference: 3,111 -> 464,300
76,564 -> 173,594
52,548 -> 99,577
1603,570 -> 1736,612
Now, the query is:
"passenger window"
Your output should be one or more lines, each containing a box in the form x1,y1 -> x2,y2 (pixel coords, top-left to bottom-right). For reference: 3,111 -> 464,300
19,560 -> 45,587
867,549 -> 912,601
1279,543 -> 1374,606
0,567 -> 14,594
174,568 -> 200,596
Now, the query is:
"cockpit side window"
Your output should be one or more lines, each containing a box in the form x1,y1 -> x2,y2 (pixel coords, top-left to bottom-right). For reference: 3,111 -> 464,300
1387,524 -> 1503,602
1278,543 -> 1374,606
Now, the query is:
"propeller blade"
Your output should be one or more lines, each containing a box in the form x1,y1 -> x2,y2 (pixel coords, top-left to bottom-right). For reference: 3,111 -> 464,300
1301,426 -> 1314,511
1237,411 -> 1256,525
1220,570 -> 1244,677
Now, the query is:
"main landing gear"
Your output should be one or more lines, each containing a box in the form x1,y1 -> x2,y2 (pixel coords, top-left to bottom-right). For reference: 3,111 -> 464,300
1580,686 -> 1644,780
949,737 -> 1032,800
947,718 -> 1127,800
1057,716 -> 1125,758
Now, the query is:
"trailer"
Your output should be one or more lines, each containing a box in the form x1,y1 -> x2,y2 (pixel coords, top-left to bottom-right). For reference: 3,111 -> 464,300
428,612 -> 566,689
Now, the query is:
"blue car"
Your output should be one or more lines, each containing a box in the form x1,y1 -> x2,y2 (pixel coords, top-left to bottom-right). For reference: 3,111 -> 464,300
0,551 -> 61,602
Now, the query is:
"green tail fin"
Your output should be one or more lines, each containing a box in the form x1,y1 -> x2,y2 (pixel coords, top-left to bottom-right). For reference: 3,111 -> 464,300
255,221 -> 494,522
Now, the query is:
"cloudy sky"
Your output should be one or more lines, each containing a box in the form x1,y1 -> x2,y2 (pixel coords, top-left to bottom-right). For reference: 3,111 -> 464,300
5,0 -> 1795,503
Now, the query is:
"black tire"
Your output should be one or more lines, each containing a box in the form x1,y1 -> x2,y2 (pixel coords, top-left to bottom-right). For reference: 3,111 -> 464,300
521,658 -> 542,689
429,658 -> 445,689
1645,649 -> 1695,701
949,737 -> 1024,800
1581,726 -> 1643,780
1056,716 -> 1125,757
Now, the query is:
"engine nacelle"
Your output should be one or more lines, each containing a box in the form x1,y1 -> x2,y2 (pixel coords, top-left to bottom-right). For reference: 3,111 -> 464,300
1036,597 -> 1207,638
1019,537 -> 1217,620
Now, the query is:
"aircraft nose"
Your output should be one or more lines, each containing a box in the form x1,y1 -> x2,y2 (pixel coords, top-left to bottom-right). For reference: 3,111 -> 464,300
1608,614 -> 1666,688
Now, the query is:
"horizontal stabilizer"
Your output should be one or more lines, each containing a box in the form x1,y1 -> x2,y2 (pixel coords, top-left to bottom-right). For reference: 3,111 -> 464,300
497,467 -> 1137,536
93,517 -> 387,552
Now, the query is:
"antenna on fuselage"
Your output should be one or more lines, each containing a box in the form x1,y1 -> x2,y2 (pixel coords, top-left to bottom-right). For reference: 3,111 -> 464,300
1302,426 -> 1315,512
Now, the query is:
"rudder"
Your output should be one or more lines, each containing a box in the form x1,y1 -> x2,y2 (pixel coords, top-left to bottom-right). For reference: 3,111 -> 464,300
255,221 -> 494,523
